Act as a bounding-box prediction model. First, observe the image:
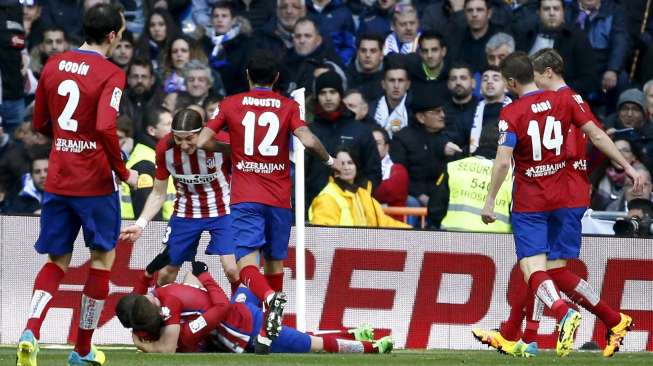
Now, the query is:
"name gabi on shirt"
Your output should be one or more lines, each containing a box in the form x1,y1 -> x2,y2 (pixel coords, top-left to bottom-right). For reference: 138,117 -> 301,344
241,96 -> 281,108
58,60 -> 90,76
55,138 -> 97,153
236,160 -> 285,174
525,161 -> 565,178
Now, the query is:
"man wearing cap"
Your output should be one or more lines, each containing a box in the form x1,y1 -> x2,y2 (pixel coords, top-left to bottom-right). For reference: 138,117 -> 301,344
306,71 -> 382,210
390,92 -> 461,222
604,88 -> 653,173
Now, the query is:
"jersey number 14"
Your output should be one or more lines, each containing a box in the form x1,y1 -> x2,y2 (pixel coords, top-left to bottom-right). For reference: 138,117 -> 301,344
526,116 -> 563,161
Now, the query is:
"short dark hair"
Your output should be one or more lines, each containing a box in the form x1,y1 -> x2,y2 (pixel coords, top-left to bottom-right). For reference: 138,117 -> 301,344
211,1 -> 236,17
530,48 -> 565,75
499,51 -> 534,84
202,94 -> 223,109
483,64 -> 501,74
127,57 -> 154,77
343,88 -> 367,103
130,296 -> 164,337
333,146 -> 368,187
628,198 -> 653,218
28,144 -> 50,164
418,30 -> 446,49
246,49 -> 280,85
116,115 -> 134,137
371,125 -> 390,145
448,62 -> 473,77
83,3 -> 123,45
293,17 -> 319,34
465,0 -> 491,8
144,106 -> 170,129
120,30 -> 135,46
538,0 -> 564,9
172,108 -> 203,132
43,25 -> 68,41
116,294 -> 138,328
383,53 -> 409,78
356,33 -> 384,50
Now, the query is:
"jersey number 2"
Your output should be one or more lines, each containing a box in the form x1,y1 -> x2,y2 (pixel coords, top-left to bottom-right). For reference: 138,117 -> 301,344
57,79 -> 80,132
242,111 -> 279,156
527,116 -> 563,161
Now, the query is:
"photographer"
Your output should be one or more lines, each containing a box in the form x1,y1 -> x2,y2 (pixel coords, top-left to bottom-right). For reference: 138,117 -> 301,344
613,199 -> 653,237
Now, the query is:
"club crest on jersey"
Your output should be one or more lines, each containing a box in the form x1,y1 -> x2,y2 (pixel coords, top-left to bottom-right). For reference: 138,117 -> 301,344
530,100 -> 552,113
206,157 -> 216,169
110,87 -> 122,112
160,306 -> 171,321
498,120 -> 508,132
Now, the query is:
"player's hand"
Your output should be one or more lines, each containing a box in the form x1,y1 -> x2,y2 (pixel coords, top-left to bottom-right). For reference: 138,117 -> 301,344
120,225 -> 143,242
602,70 -> 618,91
125,169 -> 139,188
625,167 -> 645,194
481,202 -> 496,224
192,261 -> 209,276
330,156 -> 344,177
444,142 -> 463,157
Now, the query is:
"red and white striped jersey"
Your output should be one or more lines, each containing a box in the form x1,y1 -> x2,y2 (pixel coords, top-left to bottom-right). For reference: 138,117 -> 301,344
155,133 -> 230,218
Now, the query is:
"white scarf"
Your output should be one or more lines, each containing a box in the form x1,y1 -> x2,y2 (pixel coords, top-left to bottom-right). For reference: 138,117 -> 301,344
383,32 -> 420,55
211,25 -> 241,57
19,173 -> 42,203
374,95 -> 408,137
381,154 -> 394,180
469,96 -> 512,154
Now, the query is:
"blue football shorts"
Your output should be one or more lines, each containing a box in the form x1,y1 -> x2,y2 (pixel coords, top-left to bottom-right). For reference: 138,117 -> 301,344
163,215 -> 234,266
231,202 -> 292,261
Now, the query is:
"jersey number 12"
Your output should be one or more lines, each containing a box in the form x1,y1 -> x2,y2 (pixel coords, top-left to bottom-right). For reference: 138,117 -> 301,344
527,116 -> 563,161
242,111 -> 280,156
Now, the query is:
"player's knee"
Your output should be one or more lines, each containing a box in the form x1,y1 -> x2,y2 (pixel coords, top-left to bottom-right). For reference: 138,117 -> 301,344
89,249 -> 116,270
48,253 -> 72,272
157,265 -> 180,286
225,267 -> 239,283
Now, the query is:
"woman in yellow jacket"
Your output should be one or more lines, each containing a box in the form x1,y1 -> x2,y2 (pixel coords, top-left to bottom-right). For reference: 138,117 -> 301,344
309,148 -> 411,228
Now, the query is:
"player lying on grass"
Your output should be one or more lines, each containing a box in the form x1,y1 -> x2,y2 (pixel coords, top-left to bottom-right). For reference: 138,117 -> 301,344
116,262 -> 393,354
474,48 -> 635,358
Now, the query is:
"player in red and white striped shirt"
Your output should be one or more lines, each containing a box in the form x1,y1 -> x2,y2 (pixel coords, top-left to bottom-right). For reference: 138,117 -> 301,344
121,108 -> 239,295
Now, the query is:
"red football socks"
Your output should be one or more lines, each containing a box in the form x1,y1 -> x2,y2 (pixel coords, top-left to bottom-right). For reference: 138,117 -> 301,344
321,335 -> 377,353
75,268 -> 111,357
239,265 -> 274,303
25,262 -> 65,339
265,272 -> 284,293
500,278 -> 529,341
529,270 -> 569,321
132,272 -> 153,295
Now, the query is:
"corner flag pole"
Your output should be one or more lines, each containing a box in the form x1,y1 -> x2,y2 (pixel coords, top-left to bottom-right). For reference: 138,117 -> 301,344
290,88 -> 307,332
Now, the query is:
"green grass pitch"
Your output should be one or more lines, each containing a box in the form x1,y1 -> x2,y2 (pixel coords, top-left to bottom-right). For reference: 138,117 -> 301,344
2,346 -> 652,366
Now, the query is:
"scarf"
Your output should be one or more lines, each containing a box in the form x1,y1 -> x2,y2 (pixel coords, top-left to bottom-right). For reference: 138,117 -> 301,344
210,25 -> 241,68
469,96 -> 512,153
374,94 -> 408,137
275,22 -> 294,49
381,154 -> 394,180
315,104 -> 344,122
163,70 -> 186,94
383,32 -> 420,55
19,173 -> 43,203
576,3 -> 600,30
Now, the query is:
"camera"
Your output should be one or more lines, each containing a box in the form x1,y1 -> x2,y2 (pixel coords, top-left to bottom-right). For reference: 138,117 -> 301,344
613,216 -> 653,237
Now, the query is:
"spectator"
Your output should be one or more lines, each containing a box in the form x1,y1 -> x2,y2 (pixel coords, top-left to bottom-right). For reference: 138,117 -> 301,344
643,79 -> 653,118
162,91 -> 195,115
183,59 -> 219,106
256,0 -> 307,55
343,89 -> 376,128
116,114 -> 135,158
29,25 -> 69,78
420,0 -> 465,35
231,0 -> 276,31
390,91 -> 451,216
306,71 -> 382,209
308,147 -> 410,227
358,0 -> 396,38
135,9 -> 179,74
121,107 -> 174,221
120,58 -> 166,140
202,1 -> 254,95
443,63 -> 478,137
307,0 -> 356,65
119,0 -> 147,36
383,3 -> 420,55
110,30 -> 135,71
23,0 -> 46,51
485,31 -> 514,67
0,1 -> 26,135
567,0 -> 629,102
162,35 -> 208,94
346,33 -> 385,102
0,122 -> 50,198
406,30 -> 448,100
38,0 -> 84,44
371,126 -> 409,211
514,0 -> 598,97
603,88 -> 653,172
624,166 -> 652,204
281,17 -> 341,94
203,94 -> 223,121
9,145 -> 49,215
590,139 -> 648,211
371,62 -> 411,137
447,0 -> 505,73
465,65 -> 511,154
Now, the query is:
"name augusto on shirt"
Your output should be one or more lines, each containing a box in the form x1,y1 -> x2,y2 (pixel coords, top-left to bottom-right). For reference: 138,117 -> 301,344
241,96 -> 281,108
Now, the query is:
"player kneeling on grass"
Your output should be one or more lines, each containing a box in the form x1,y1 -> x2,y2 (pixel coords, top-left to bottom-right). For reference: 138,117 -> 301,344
116,262 -> 393,354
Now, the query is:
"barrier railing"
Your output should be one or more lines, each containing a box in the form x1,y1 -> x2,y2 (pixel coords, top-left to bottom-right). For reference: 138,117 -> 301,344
383,206 -> 428,228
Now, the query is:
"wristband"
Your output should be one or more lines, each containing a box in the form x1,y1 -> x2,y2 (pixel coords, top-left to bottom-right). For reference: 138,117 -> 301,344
325,156 -> 335,167
135,217 -> 148,230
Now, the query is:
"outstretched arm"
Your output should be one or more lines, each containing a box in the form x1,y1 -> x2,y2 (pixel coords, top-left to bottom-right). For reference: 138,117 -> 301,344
482,145 -> 513,224
293,126 -> 336,167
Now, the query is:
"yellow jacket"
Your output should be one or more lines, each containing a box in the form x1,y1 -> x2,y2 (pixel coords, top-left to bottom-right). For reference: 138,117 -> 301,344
309,178 -> 411,228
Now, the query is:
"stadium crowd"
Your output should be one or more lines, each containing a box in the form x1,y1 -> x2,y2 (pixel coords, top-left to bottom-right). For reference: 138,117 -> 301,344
1,0 -> 653,232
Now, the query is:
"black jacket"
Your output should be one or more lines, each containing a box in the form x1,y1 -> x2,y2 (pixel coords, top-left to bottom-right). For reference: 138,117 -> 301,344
306,107 -> 381,208
442,96 -> 478,147
345,61 -> 384,103
405,53 -> 448,101
119,85 -> 165,141
514,23 -> 599,97
446,23 -> 506,73
0,3 -> 25,100
280,43 -> 342,95
203,33 -> 253,96
390,120 -> 448,198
